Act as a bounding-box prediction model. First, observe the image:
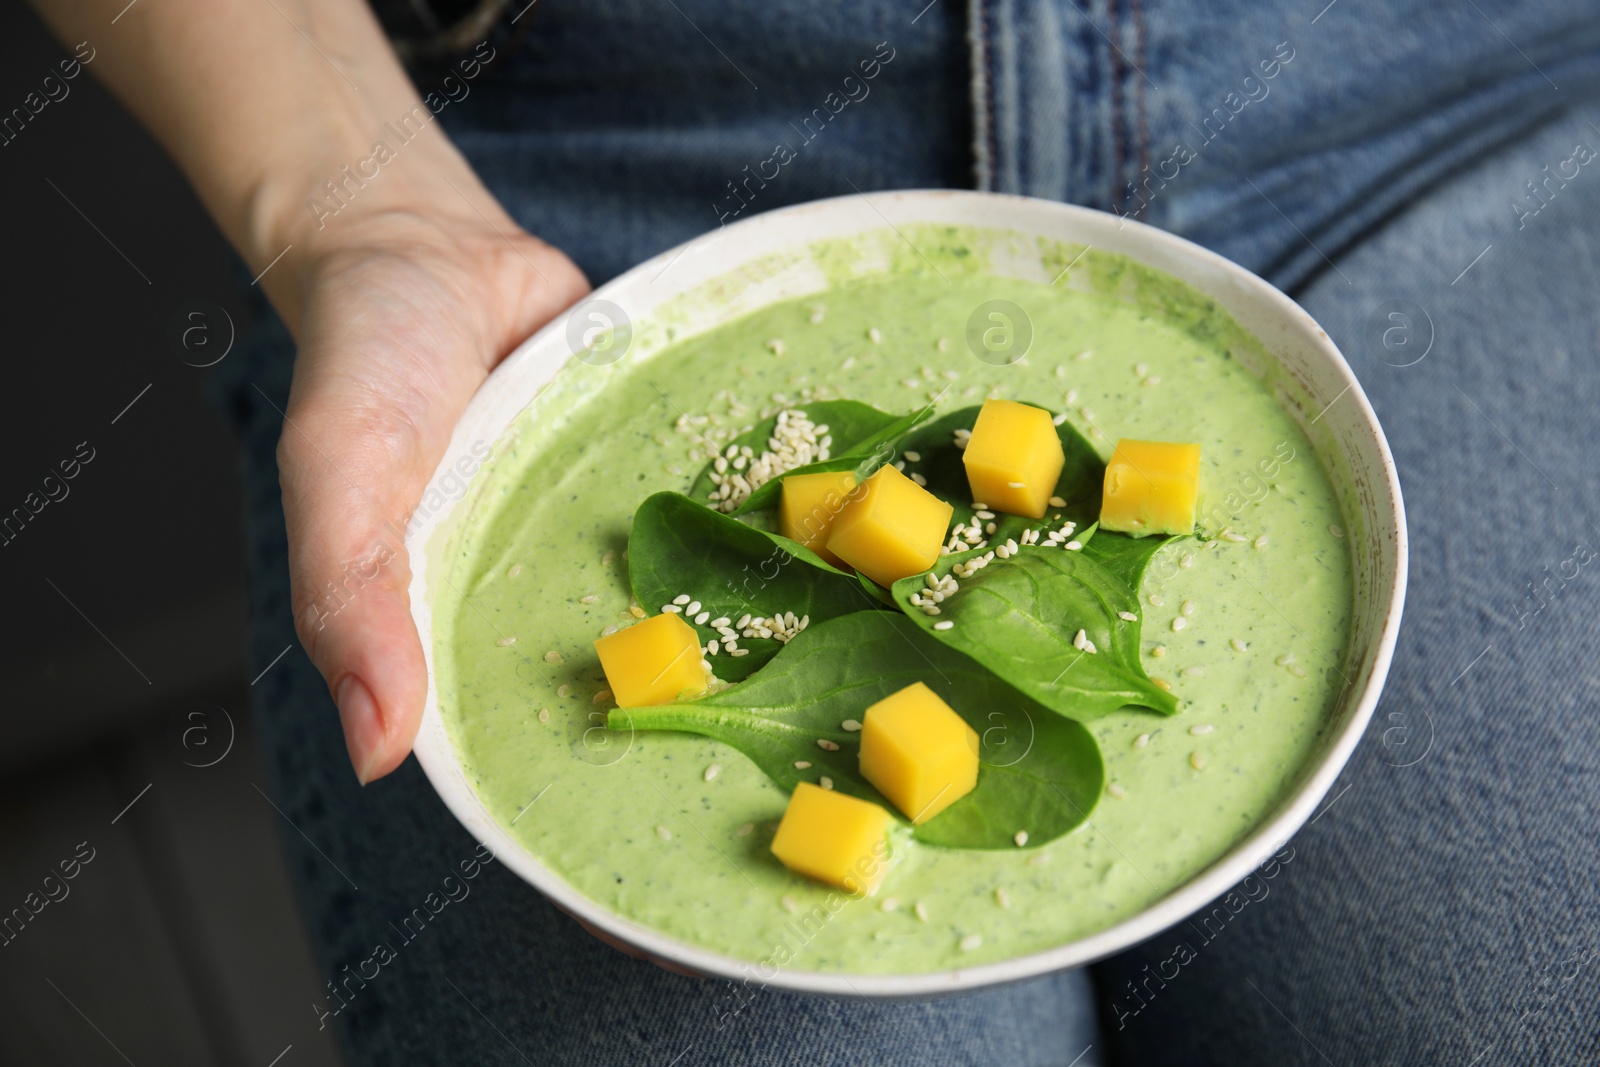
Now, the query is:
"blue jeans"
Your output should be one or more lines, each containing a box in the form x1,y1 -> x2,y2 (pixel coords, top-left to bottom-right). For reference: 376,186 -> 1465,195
214,1 -> 1600,1062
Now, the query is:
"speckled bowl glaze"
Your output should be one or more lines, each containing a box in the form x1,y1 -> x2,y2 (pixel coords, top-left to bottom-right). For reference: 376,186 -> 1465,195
406,190 -> 1407,997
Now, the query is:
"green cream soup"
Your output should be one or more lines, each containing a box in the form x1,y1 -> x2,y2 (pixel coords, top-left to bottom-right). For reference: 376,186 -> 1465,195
431,229 -> 1351,975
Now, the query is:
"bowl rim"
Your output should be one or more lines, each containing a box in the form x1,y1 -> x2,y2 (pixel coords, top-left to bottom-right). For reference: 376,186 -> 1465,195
407,188 -> 1408,998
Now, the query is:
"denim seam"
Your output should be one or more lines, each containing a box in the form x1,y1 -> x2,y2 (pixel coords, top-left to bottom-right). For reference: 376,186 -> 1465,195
1107,0 -> 1125,212
968,0 -> 1000,191
1129,0 -> 1150,219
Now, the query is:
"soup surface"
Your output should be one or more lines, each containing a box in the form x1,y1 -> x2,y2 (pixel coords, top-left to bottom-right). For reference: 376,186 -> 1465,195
431,229 -> 1351,974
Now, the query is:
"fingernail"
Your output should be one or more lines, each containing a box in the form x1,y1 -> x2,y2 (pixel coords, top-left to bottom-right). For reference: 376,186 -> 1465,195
336,674 -> 384,785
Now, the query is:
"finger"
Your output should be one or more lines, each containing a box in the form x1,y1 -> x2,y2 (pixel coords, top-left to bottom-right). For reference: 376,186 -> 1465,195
280,239 -> 585,783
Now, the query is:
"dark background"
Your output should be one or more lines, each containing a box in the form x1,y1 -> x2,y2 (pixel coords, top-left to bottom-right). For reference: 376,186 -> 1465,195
0,7 -> 342,1064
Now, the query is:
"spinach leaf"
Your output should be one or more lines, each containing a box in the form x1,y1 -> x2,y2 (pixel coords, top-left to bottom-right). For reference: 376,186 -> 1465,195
889,533 -> 1179,721
895,404 -> 1105,546
688,400 -> 933,516
609,612 -> 1104,849
627,492 -> 887,681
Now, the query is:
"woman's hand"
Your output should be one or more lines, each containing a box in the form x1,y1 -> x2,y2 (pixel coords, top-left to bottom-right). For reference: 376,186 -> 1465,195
270,195 -> 589,783
26,0 -> 590,780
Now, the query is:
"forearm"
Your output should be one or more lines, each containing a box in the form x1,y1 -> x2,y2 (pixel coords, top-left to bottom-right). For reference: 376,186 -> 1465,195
27,0 -> 489,329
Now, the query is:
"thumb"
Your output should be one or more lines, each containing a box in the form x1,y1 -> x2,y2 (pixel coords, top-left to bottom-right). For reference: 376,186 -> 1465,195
278,373 -> 439,786
275,227 -> 589,783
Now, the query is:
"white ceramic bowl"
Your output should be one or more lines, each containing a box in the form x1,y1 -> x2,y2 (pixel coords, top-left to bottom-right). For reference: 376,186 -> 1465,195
407,190 -> 1407,997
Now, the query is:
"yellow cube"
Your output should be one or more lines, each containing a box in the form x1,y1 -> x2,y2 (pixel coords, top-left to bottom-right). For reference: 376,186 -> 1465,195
1100,439 -> 1202,536
593,612 -> 706,708
780,470 -> 858,567
824,466 -> 954,588
770,782 -> 894,894
961,399 -> 1066,518
858,682 -> 979,824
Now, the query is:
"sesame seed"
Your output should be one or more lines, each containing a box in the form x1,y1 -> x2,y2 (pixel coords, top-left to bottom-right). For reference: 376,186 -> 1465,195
1106,782 -> 1127,798
496,636 -> 517,647
1330,524 -> 1345,539
794,760 -> 812,769
934,620 -> 955,631
995,887 -> 1011,908
1052,412 -> 1069,426
506,563 -> 522,578
985,522 -> 997,534
662,604 -> 682,614
1288,663 -> 1308,678
656,825 -> 673,841
557,684 -> 572,698
959,934 -> 983,952
974,509 -> 995,520
1142,375 -> 1162,386
1253,535 -> 1269,549
711,616 -> 731,628
686,601 -> 702,616
736,614 -> 752,629
781,895 -> 798,913
731,649 -> 749,657
593,688 -> 613,703
1048,495 -> 1067,508
766,338 -> 785,356
868,327 -> 882,344
1181,600 -> 1196,617
1013,830 -> 1029,847
1151,645 -> 1167,657
1119,611 -> 1138,622
704,764 -> 721,782
1007,481 -> 1025,489
538,707 -> 550,724
1231,638 -> 1249,652
1190,724 -> 1214,736
735,822 -> 754,837
1222,530 -> 1249,543
1005,538 -> 1019,554
819,776 -> 834,790
881,897 -> 899,912
707,640 -> 720,655
1276,652 -> 1296,666
1149,594 -> 1166,607
544,650 -> 564,664
904,450 -> 922,462
629,605 -> 647,618
603,549 -> 617,565
1133,733 -> 1150,748
817,739 -> 840,752
911,473 -> 927,486
970,500 -> 988,509
580,594 -> 598,604
840,356 -> 856,370
1179,553 -> 1195,568
1172,617 -> 1188,632
1082,638 -> 1098,654
1065,540 -> 1083,551
1073,628 -> 1088,651
1152,677 -> 1172,691
695,611 -> 711,625
1189,752 -> 1207,771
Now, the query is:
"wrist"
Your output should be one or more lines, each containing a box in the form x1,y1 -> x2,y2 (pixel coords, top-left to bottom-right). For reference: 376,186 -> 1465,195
242,104 -> 504,332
